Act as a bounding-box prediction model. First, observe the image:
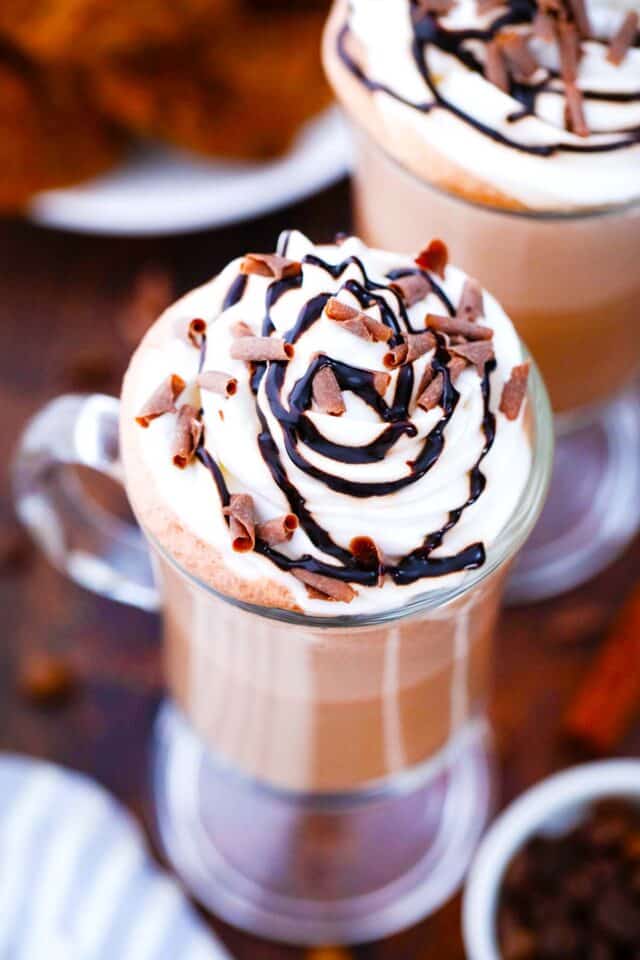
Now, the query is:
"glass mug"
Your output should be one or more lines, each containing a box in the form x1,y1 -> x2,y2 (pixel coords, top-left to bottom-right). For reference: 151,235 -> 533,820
12,356 -> 552,945
348,124 -> 640,602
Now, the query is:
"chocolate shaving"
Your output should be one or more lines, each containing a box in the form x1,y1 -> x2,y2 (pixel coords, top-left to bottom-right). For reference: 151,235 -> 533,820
557,21 -> 581,82
417,371 -> 444,412
451,340 -> 495,375
197,371 -> 238,398
373,371 -> 391,396
389,272 -> 431,307
325,298 -> 392,343
448,356 -> 469,383
607,11 -> 638,65
240,253 -> 301,281
223,493 -> 255,552
565,82 -> 589,137
256,514 -> 298,546
415,239 -> 449,278
136,374 -> 185,428
231,320 -> 253,338
486,40 -> 509,92
312,365 -> 345,416
292,569 -> 356,603
500,362 -> 530,420
533,10 -> 556,42
567,0 -> 591,38
230,337 -> 294,362
384,331 -> 436,368
457,278 -> 485,322
172,404 -> 203,469
188,318 -> 206,348
426,313 -> 493,341
498,30 -> 538,81
416,355 -> 467,411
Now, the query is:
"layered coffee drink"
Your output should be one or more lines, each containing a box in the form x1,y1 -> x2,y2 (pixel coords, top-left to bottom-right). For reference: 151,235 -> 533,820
323,0 -> 640,414
118,231 -> 550,938
120,230 -> 538,792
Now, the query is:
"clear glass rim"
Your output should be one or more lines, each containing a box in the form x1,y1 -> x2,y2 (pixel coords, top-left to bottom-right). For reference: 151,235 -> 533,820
345,112 -> 640,223
144,346 -> 554,630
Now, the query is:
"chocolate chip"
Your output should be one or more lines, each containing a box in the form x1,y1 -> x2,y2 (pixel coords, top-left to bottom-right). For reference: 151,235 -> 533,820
19,653 -> 76,706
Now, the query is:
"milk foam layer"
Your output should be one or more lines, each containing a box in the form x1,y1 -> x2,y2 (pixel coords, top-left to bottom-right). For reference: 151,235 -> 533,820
327,0 -> 640,210
120,232 -> 531,615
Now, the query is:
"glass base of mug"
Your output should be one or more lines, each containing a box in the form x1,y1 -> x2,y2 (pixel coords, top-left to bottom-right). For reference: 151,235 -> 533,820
508,386 -> 640,603
152,703 -> 494,946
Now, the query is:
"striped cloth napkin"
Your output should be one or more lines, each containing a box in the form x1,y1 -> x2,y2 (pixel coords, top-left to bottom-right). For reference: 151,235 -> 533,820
0,756 -> 232,960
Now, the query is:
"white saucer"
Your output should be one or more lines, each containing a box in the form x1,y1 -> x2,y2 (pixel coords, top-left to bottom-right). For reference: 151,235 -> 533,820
27,107 -> 352,236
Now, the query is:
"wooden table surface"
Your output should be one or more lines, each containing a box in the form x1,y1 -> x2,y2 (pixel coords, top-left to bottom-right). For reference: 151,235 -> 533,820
1,183 -> 638,959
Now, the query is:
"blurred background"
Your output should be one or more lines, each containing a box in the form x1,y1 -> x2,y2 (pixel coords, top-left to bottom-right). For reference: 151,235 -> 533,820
0,1 -> 639,957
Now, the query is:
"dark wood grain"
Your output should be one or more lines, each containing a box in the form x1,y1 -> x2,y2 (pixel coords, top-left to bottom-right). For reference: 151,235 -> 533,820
0,187 -> 638,959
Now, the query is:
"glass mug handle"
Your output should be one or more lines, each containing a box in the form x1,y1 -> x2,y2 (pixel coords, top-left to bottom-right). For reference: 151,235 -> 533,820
12,394 -> 159,612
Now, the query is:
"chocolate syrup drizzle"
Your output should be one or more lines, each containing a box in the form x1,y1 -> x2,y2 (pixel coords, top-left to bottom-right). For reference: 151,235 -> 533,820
337,0 -> 640,156
196,248 -> 499,590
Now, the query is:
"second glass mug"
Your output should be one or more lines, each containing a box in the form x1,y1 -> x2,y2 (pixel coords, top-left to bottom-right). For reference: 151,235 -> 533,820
13,360 -> 552,945
349,125 -> 640,603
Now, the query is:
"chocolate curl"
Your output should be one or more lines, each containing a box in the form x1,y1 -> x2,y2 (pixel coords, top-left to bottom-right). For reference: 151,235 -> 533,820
500,362 -> 530,420
256,514 -> 298,546
416,371 -> 444,412
292,569 -> 356,603
486,40 -> 509,92
373,371 -> 391,396
415,239 -> 448,278
451,340 -> 495,375
350,536 -> 385,586
389,272 -> 431,307
172,404 -> 203,469
607,11 -> 638,65
223,493 -> 255,552
426,313 -> 493,341
230,337 -> 294,362
231,320 -> 253,338
567,0 -> 591,38
240,253 -> 301,281
533,10 -> 556,42
383,331 -> 436,368
557,21 -> 581,82
416,357 -> 466,411
188,318 -> 206,348
457,278 -> 485,323
197,370 -> 238,398
312,366 -> 345,416
498,30 -> 538,82
565,82 -> 589,137
136,374 -> 185,428
325,298 -> 392,343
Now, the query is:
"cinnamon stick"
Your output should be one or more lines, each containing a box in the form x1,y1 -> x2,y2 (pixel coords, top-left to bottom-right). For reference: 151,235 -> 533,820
563,583 -> 640,753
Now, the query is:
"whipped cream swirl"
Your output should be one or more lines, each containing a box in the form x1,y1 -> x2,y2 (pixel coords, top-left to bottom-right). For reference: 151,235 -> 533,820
123,232 -> 531,615
331,0 -> 640,209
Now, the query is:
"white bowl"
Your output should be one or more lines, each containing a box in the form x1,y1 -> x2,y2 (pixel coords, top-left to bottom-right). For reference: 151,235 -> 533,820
462,760 -> 640,960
